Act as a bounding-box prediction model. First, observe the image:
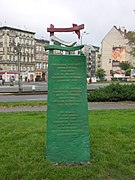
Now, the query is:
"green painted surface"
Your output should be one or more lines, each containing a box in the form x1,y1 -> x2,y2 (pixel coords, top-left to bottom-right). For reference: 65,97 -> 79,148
45,45 -> 84,51
46,54 -> 90,163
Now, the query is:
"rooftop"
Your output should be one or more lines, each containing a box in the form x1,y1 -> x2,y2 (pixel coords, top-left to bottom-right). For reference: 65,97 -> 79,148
0,26 -> 35,34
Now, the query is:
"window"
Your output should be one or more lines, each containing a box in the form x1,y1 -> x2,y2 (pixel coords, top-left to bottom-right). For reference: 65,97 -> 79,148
9,37 -> 15,44
40,63 -> 42,69
13,55 -> 15,61
36,46 -> 38,52
23,56 -> 25,62
110,70 -> 113,75
9,56 -> 12,61
10,65 -> 13,71
14,66 -> 16,70
23,67 -> 26,71
36,63 -> 39,69
0,42 -> 3,48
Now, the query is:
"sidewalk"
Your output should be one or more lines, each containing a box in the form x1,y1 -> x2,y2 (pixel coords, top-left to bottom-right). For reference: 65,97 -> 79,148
0,102 -> 135,112
88,102 -> 135,110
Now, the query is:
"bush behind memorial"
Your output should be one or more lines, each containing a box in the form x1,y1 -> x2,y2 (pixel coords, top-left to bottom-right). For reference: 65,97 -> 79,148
88,83 -> 135,102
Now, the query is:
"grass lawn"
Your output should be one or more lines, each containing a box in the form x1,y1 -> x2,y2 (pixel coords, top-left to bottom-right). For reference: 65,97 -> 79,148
0,101 -> 135,108
0,110 -> 135,179
0,101 -> 47,108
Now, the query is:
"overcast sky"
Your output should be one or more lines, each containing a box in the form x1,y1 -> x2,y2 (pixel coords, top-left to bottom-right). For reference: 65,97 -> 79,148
1,0 -> 135,46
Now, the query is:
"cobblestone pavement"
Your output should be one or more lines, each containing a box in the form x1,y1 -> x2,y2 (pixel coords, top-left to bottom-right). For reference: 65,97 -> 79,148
0,102 -> 135,112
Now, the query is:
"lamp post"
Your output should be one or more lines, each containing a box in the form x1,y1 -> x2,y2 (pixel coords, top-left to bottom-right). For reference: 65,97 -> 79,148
80,31 -> 89,45
15,43 -> 22,93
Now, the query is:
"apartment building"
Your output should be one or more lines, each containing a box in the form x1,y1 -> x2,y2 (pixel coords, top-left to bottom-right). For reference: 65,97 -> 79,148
101,26 -> 135,80
83,44 -> 100,79
0,26 -> 35,82
35,39 -> 49,82
0,25 -> 102,83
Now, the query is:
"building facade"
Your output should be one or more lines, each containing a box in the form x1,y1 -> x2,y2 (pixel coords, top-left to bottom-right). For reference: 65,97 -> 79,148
35,39 -> 49,82
101,26 -> 135,80
0,26 -> 35,82
83,44 -> 100,79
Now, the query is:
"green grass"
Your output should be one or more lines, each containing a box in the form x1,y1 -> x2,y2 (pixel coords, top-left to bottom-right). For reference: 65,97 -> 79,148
0,110 -> 135,179
0,101 -> 135,108
0,100 -> 47,107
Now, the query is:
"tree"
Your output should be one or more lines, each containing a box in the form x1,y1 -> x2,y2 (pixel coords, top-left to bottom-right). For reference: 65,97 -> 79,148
126,31 -> 135,56
119,62 -> 133,76
119,61 -> 131,71
125,68 -> 131,76
96,68 -> 106,81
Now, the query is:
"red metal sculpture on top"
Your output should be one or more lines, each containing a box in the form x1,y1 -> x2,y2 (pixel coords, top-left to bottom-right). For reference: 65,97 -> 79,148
47,24 -> 84,39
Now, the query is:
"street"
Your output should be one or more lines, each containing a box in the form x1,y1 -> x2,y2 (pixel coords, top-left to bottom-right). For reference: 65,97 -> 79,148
0,82 -> 111,93
0,82 -> 48,93
0,94 -> 47,102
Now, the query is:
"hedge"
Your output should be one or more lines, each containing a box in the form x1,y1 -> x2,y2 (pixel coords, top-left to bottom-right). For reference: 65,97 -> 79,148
87,83 -> 135,102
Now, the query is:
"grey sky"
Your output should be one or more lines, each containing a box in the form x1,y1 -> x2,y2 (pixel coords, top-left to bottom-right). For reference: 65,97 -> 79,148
1,0 -> 135,46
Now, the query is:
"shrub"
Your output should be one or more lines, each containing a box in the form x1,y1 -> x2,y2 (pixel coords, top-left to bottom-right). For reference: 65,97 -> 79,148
111,77 -> 127,82
88,83 -> 135,102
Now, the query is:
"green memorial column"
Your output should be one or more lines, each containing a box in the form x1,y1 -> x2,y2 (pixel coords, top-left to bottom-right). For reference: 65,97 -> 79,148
45,45 -> 90,163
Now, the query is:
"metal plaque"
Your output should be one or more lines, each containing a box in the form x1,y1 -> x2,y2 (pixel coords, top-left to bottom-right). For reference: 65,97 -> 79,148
46,54 -> 90,163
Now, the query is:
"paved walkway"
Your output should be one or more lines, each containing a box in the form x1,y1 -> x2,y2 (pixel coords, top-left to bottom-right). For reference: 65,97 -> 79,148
0,102 -> 135,112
